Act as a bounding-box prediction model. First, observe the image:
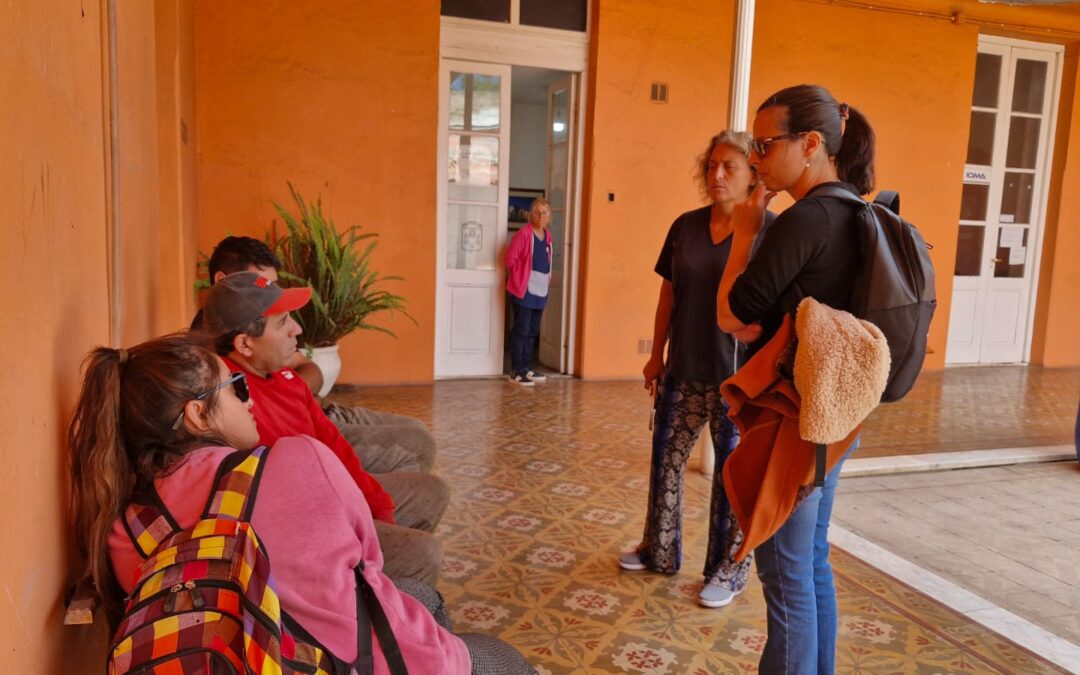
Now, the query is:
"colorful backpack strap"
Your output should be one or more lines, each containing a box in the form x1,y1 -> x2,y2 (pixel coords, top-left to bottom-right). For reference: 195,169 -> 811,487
122,486 -> 183,559
202,445 -> 271,521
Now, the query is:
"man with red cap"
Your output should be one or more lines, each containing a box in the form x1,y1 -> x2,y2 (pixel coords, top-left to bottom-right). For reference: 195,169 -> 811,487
202,271 -> 448,584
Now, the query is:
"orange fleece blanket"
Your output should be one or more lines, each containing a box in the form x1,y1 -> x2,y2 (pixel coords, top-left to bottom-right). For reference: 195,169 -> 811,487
721,309 -> 871,561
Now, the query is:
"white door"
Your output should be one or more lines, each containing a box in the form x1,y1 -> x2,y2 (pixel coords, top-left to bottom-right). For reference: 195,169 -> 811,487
946,38 -> 1061,364
538,75 -> 575,371
435,62 -> 512,377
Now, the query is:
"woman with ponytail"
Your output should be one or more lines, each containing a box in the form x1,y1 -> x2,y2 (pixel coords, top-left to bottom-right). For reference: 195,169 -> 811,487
715,84 -> 876,673
68,333 -> 534,674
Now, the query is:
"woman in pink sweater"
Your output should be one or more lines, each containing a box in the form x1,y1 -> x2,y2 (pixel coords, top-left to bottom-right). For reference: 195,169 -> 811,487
504,198 -> 554,386
68,332 -> 534,674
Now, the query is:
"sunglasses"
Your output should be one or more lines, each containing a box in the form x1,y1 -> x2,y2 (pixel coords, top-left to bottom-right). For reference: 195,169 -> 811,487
751,132 -> 808,156
171,371 -> 250,431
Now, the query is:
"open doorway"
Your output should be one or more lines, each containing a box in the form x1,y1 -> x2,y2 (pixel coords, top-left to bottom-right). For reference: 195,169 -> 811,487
434,15 -> 588,380
504,65 -> 575,378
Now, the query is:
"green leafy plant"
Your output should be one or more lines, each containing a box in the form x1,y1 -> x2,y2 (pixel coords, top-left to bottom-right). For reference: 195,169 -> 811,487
272,183 -> 413,348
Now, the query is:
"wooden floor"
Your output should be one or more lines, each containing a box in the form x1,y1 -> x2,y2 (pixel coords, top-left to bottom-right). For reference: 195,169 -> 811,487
330,366 -> 1077,673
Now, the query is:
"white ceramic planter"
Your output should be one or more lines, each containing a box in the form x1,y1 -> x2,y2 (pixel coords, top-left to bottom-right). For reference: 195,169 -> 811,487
306,344 -> 341,398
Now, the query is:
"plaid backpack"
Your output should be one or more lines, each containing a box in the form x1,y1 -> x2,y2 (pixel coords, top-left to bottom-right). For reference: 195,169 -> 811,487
108,445 -> 341,674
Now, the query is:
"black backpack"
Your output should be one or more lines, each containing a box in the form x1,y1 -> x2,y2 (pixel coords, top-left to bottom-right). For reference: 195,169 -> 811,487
812,186 -> 937,402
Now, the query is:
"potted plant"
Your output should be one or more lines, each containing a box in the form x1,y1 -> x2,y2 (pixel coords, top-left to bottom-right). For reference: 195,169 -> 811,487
272,183 -> 413,396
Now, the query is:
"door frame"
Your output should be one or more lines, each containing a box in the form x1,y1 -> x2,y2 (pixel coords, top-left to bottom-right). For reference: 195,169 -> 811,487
947,34 -> 1063,365
438,17 -> 589,376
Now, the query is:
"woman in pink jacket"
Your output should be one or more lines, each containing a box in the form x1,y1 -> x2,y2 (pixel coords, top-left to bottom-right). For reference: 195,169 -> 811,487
68,332 -> 534,674
505,198 -> 553,386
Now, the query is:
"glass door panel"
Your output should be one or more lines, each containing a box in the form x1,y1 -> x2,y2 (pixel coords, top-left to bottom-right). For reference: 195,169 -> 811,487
448,134 -> 500,202
966,112 -> 996,165
449,73 -> 502,131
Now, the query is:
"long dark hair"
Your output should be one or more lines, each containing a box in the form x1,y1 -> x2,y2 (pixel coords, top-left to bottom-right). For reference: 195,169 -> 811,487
68,332 -> 226,620
758,84 -> 876,195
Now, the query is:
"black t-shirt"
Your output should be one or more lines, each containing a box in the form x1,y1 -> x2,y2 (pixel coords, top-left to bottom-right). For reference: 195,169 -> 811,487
654,206 -> 775,384
728,182 -> 862,356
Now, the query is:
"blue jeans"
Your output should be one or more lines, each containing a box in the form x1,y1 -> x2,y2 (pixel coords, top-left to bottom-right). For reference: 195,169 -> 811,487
509,302 -> 543,375
755,438 -> 859,675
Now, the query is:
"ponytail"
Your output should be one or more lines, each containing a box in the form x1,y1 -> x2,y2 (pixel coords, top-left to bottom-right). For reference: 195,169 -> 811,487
67,332 -> 224,622
758,84 -> 877,195
68,348 -> 131,620
836,105 -> 875,195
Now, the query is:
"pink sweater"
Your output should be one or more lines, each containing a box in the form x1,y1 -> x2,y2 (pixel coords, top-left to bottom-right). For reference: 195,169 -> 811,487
505,226 -> 552,299
107,436 -> 470,674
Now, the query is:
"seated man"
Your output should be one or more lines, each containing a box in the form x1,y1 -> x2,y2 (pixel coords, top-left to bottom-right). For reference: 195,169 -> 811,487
195,236 -> 436,474
201,271 -> 449,584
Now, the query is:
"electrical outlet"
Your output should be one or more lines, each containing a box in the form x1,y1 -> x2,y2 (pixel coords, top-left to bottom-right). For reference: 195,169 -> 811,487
637,338 -> 653,354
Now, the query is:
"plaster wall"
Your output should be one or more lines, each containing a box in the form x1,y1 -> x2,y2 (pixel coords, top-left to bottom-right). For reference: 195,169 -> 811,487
194,0 -> 441,383
578,0 -> 738,378
0,0 -> 113,668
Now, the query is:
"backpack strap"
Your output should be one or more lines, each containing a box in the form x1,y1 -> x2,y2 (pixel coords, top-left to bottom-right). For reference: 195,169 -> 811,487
202,445 -> 271,521
353,562 -> 409,675
805,183 -> 866,206
122,488 -> 184,559
873,190 -> 900,215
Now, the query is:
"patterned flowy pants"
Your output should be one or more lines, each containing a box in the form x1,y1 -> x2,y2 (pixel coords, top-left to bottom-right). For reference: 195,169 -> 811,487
638,374 -> 752,589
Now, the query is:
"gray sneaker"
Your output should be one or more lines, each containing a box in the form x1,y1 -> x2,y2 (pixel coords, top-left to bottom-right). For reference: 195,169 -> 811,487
698,579 -> 741,608
617,551 -> 646,571
526,370 -> 547,383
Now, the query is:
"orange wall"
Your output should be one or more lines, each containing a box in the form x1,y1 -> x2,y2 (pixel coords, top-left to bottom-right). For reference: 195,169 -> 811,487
579,0 -> 738,378
1,1 -> 192,667
116,0 -> 163,344
579,0 -> 1080,377
0,0 -> 112,669
193,0 -> 441,384
155,0 -> 199,330
748,0 -> 980,371
1039,50 -> 1080,366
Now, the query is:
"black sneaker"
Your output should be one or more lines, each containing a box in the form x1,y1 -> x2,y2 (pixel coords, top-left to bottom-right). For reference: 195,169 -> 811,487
526,369 -> 547,383
509,372 -> 535,387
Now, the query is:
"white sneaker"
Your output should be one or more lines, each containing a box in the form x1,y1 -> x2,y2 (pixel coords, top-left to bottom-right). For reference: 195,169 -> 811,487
698,578 -> 742,608
526,370 -> 547,383
617,551 -> 646,571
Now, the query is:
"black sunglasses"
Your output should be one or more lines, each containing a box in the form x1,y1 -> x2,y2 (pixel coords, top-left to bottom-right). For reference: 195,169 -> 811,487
171,371 -> 250,430
751,132 -> 808,156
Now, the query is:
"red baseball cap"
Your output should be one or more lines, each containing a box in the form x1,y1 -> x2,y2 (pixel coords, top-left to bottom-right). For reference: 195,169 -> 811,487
203,271 -> 312,336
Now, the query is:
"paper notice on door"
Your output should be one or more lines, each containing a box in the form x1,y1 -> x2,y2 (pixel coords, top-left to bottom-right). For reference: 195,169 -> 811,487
1009,246 -> 1026,266
1000,214 -> 1015,223
999,225 -> 1024,248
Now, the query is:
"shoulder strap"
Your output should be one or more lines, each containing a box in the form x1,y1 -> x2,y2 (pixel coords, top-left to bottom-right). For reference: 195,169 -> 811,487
122,488 -> 184,559
874,190 -> 901,215
806,184 -> 865,206
202,445 -> 271,521
353,563 -> 409,675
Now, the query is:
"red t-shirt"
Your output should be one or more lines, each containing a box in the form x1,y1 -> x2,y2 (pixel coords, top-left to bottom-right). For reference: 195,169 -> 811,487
224,356 -> 396,523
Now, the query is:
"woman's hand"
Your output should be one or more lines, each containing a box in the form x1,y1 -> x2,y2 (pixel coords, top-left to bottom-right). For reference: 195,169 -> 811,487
732,183 -> 775,239
732,323 -> 763,343
643,355 -> 664,396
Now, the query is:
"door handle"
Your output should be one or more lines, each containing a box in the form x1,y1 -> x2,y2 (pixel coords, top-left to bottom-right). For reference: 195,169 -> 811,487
992,258 -> 1003,263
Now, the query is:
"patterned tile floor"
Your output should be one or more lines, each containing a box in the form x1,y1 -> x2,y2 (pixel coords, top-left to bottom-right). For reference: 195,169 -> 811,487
331,372 -> 1075,673
857,366 -> 1079,458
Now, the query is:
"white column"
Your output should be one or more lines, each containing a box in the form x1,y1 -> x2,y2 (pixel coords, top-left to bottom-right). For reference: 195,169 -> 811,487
728,0 -> 756,131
